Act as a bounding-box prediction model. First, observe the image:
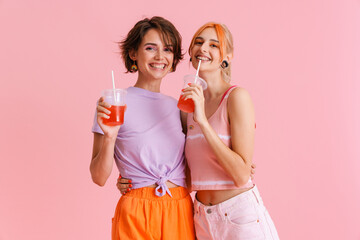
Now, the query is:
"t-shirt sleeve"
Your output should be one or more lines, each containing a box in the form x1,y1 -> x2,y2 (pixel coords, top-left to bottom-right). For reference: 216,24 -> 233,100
91,106 -> 104,135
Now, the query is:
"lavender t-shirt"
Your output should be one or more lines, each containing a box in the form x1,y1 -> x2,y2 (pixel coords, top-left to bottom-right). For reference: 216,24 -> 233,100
92,87 -> 186,197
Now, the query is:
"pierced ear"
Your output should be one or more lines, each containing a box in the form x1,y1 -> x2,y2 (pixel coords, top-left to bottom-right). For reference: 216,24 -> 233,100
188,50 -> 193,61
223,53 -> 232,65
129,49 -> 137,61
221,60 -> 229,69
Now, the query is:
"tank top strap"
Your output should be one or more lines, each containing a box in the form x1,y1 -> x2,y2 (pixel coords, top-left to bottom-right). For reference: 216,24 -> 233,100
219,85 -> 238,106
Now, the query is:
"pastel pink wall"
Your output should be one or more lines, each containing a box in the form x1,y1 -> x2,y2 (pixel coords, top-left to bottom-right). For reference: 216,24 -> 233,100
1,0 -> 359,239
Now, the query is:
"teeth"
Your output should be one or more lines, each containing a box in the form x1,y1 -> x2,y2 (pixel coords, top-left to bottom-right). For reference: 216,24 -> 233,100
150,63 -> 165,69
196,56 -> 211,61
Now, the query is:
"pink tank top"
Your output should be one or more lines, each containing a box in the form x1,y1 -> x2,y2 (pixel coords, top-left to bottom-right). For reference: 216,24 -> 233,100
185,86 -> 253,191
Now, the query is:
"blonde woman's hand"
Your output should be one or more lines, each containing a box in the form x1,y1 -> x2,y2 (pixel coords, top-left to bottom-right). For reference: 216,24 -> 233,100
181,83 -> 207,125
116,174 -> 132,195
250,163 -> 256,180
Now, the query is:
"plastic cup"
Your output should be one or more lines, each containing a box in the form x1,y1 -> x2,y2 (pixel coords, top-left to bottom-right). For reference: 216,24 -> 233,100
101,89 -> 127,126
177,74 -> 207,113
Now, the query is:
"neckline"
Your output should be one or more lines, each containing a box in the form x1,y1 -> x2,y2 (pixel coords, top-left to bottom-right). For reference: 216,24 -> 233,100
128,86 -> 166,99
206,85 -> 237,121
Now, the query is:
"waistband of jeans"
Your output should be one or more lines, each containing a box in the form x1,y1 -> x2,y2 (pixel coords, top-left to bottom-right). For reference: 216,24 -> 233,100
194,184 -> 262,212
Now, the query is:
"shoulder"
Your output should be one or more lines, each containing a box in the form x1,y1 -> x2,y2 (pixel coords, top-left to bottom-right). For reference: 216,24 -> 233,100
227,87 -> 255,124
161,94 -> 178,106
165,94 -> 177,102
227,87 -> 253,107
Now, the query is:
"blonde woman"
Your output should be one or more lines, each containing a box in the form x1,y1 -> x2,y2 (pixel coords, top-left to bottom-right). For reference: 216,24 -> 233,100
181,22 -> 279,240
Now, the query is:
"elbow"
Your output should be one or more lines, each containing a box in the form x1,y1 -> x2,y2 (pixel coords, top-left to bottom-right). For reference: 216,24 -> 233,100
92,176 -> 106,187
233,173 -> 251,188
233,179 -> 248,188
90,167 -> 107,187
233,159 -> 252,187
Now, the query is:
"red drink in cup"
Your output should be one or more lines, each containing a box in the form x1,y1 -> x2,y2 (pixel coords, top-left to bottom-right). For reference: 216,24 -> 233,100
102,89 -> 127,126
177,95 -> 195,113
177,75 -> 207,113
102,105 -> 126,126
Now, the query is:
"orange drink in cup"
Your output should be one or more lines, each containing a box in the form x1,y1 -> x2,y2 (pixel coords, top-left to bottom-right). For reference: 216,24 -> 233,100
102,89 -> 127,126
177,74 -> 207,113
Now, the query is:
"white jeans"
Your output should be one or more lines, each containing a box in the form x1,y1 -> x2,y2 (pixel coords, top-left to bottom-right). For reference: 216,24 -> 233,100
193,185 -> 279,240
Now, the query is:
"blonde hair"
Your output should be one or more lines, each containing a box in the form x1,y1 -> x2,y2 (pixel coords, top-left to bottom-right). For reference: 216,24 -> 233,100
188,22 -> 234,82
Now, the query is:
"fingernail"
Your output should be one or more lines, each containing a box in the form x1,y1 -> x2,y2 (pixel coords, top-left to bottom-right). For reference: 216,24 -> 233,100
181,89 -> 185,92
127,188 -> 130,192
129,184 -> 132,188
188,83 -> 191,86
129,180 -> 132,183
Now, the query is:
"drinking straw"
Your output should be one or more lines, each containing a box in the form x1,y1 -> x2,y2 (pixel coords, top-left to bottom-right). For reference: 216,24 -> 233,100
195,60 -> 201,84
111,70 -> 117,103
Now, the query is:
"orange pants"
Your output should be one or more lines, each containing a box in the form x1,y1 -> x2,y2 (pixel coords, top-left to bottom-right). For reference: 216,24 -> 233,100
111,186 -> 195,240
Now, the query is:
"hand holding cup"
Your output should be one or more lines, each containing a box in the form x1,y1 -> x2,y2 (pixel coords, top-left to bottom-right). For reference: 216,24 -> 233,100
177,75 -> 207,113
96,89 -> 127,137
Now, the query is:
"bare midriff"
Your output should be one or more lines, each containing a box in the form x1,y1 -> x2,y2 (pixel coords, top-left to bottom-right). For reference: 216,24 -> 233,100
196,187 -> 253,206
146,181 -> 180,189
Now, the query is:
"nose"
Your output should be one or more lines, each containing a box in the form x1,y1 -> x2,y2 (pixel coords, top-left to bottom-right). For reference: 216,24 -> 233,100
155,49 -> 164,60
200,44 -> 208,53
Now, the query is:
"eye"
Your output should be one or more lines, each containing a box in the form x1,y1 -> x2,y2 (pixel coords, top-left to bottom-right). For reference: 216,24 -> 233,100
164,47 -> 173,52
194,41 -> 203,45
210,43 -> 219,48
145,46 -> 156,51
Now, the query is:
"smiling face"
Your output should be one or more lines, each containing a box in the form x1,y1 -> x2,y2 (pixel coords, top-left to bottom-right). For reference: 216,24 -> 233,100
190,27 -> 222,74
130,29 -> 174,81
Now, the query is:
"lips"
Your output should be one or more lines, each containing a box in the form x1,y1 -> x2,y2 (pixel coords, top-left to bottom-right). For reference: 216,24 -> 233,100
196,55 -> 211,61
149,63 -> 166,69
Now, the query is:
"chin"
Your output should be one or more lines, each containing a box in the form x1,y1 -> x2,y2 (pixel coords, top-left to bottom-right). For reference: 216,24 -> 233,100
150,73 -> 168,80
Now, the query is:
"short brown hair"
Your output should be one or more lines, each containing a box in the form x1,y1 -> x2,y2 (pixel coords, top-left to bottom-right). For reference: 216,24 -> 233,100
120,16 -> 183,73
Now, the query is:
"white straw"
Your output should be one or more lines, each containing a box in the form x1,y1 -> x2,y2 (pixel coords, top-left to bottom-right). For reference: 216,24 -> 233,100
196,60 -> 201,76
195,60 -> 201,84
111,70 -> 117,103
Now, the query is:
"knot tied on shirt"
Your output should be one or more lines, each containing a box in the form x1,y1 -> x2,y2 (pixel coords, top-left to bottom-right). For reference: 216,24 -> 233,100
155,175 -> 172,197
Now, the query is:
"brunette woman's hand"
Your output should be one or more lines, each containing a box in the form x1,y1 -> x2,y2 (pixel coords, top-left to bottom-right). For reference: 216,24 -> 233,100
250,163 -> 256,180
96,97 -> 121,139
116,174 -> 133,195
181,83 -> 207,125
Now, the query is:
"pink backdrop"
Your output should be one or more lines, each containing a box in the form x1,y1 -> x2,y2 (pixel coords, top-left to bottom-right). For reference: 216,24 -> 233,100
1,0 -> 359,239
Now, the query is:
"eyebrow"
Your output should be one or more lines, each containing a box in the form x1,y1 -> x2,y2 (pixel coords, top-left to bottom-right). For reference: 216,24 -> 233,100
144,43 -> 158,46
195,37 -> 219,43
144,43 -> 173,47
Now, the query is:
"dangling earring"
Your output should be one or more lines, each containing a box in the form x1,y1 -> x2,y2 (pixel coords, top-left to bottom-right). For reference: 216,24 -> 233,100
131,61 -> 138,72
221,60 -> 229,69
169,66 -> 174,72
189,57 -> 192,62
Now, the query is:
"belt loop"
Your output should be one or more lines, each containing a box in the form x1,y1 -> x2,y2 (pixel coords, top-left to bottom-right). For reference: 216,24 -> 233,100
194,197 -> 201,213
217,204 -> 226,221
195,193 -> 202,210
252,188 -> 260,204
